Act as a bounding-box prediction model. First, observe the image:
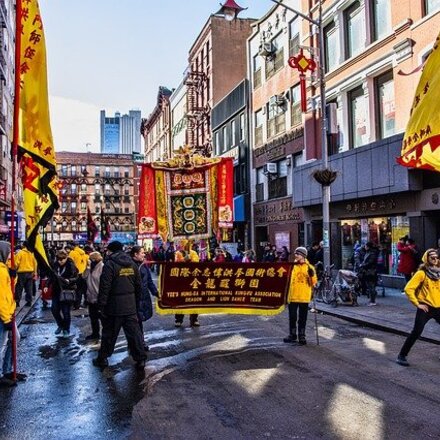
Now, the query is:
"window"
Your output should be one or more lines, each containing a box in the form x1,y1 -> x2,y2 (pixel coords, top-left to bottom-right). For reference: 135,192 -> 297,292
266,34 -> 284,79
253,55 -> 262,89
291,85 -> 301,126
61,165 -> 68,177
81,166 -> 87,176
61,202 -> 68,213
105,167 -> 110,178
114,167 -> 119,178
124,185 -> 130,196
324,21 -> 338,72
124,168 -> 129,178
255,109 -> 263,146
375,71 -> 395,139
95,206 -> 100,214
125,207 -> 130,214
231,120 -> 236,147
222,126 -> 228,152
289,18 -> 300,56
81,202 -> 86,211
214,131 -> 220,155
95,166 -> 100,177
348,86 -> 368,148
239,113 -> 245,141
424,0 -> 440,15
80,183 -> 87,193
256,167 -> 265,202
71,183 -> 77,194
70,166 -> 77,177
95,184 -> 100,194
344,1 -> 364,59
268,160 -> 287,199
267,98 -> 286,138
71,202 -> 77,214
372,0 -> 391,41
105,184 -> 111,196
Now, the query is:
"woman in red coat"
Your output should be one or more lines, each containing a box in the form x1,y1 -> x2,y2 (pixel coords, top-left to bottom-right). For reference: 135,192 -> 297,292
397,237 -> 417,282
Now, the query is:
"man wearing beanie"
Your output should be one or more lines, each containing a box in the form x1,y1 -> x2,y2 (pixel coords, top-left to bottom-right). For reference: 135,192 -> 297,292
94,241 -> 148,370
283,246 -> 317,345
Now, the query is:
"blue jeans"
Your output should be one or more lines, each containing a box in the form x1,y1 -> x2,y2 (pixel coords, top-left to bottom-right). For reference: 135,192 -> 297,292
51,294 -> 72,332
1,322 -> 20,375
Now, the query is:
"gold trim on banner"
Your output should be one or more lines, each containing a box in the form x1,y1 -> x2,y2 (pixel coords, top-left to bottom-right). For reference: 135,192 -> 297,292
155,170 -> 168,242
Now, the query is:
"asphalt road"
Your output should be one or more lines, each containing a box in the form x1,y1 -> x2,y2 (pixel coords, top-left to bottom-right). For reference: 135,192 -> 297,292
1,300 -> 440,440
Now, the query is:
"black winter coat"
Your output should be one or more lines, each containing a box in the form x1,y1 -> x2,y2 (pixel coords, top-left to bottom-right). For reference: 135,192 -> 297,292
98,251 -> 141,316
136,261 -> 158,321
51,258 -> 79,296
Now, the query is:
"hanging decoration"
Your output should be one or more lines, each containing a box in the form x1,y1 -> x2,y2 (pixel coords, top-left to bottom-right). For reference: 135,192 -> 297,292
288,48 -> 317,112
138,146 -> 234,242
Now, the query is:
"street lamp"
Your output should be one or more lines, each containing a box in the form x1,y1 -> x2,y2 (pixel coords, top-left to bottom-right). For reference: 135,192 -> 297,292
217,0 -> 334,268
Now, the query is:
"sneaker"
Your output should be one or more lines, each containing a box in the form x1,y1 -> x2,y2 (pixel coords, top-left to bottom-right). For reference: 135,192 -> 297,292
85,334 -> 100,341
92,357 -> 108,368
0,376 -> 17,387
190,320 -> 200,327
396,355 -> 409,366
62,330 -> 70,338
4,372 -> 27,382
283,334 -> 297,344
368,302 -> 377,306
54,327 -> 62,335
174,322 -> 183,328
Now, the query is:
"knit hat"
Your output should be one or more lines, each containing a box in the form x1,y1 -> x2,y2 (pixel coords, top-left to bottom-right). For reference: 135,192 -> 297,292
294,247 -> 308,258
107,241 -> 123,253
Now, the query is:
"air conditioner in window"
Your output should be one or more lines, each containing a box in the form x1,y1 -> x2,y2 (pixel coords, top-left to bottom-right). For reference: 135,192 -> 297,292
264,162 -> 278,174
259,42 -> 275,57
275,94 -> 286,106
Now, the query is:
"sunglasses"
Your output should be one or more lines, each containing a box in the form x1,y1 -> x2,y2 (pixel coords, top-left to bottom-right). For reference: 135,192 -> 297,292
429,255 -> 439,260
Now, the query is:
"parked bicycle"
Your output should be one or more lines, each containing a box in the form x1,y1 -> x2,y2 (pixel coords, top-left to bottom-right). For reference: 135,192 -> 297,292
313,263 -> 335,304
328,269 -> 361,307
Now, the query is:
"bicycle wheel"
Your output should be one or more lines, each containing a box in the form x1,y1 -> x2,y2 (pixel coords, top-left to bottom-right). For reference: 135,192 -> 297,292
322,278 -> 335,305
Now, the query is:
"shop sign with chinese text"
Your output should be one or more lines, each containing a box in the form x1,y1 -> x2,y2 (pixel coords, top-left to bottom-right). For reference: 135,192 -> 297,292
157,262 -> 293,315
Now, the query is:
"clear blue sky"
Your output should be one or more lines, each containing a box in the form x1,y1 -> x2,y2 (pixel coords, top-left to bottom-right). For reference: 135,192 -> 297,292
38,0 -> 271,152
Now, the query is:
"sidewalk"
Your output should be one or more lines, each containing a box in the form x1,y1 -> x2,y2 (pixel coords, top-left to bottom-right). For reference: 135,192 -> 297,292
314,287 -> 440,344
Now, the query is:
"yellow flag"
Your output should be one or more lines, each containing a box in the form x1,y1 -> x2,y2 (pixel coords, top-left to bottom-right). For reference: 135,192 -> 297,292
18,0 -> 58,267
398,32 -> 440,171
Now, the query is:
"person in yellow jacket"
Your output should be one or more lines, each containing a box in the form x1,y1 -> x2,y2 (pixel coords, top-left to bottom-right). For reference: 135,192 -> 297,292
0,241 -> 20,386
283,247 -> 317,345
397,248 -> 440,366
14,241 -> 37,307
68,243 -> 89,309
175,241 -> 201,328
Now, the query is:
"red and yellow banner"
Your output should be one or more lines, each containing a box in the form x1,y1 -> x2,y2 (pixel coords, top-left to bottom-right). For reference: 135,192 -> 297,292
138,152 -> 234,241
157,262 -> 293,315
398,32 -> 440,171
18,0 -> 58,267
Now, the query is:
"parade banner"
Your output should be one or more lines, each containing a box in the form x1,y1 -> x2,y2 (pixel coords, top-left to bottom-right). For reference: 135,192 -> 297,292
398,32 -> 440,171
157,262 -> 293,315
17,0 -> 59,268
138,150 -> 234,241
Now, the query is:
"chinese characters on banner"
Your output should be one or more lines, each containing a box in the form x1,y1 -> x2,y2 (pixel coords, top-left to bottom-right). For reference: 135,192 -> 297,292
137,154 -> 234,241
157,262 -> 293,316
18,0 -> 59,268
398,32 -> 440,171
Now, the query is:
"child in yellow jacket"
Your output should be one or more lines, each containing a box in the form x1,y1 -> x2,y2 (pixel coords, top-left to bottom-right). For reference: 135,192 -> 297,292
283,247 -> 317,345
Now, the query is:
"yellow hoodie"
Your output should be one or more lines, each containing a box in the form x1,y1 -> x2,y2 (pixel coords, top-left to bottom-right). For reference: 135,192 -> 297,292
0,263 -> 16,324
69,246 -> 89,274
15,248 -> 37,274
404,250 -> 440,308
288,260 -> 318,303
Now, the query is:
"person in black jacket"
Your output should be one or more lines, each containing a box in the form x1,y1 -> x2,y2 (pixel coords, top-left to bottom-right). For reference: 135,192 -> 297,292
50,250 -> 78,338
130,246 -> 158,350
359,242 -> 379,306
93,241 -> 148,370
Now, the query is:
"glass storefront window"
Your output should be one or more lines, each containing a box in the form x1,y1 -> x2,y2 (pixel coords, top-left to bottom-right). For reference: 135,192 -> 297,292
340,216 -> 409,275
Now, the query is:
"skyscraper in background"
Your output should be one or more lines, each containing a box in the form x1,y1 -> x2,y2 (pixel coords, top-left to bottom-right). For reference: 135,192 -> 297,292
100,110 -> 141,154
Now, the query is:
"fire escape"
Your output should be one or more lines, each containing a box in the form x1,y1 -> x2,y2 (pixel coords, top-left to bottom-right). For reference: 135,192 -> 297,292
185,69 -> 212,157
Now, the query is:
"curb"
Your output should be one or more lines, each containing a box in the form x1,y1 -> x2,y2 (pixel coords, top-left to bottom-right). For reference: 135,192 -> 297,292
16,293 -> 42,327
315,306 -> 440,346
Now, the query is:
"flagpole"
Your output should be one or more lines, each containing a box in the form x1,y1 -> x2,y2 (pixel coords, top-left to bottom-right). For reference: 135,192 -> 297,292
11,0 -> 23,381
